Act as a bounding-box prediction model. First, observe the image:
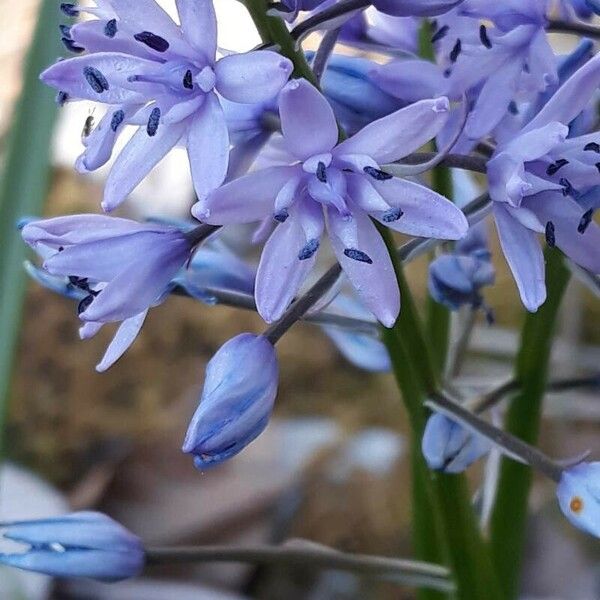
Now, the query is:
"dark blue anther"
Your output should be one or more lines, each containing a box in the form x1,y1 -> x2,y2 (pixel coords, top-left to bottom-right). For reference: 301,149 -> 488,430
60,3 -> 79,16
450,38 -> 461,63
363,166 -> 393,181
59,24 -> 72,39
298,239 -> 320,260
508,101 -> 519,115
595,162 -> 600,174
134,31 -> 170,52
62,37 -> 85,53
147,107 -> 161,136
545,221 -> 556,247
183,69 -> 194,89
316,161 -> 327,183
104,19 -> 118,38
578,208 -> 594,234
479,24 -> 492,48
443,68 -> 452,78
273,209 -> 289,223
344,248 -> 373,264
83,66 -> 109,93
77,294 -> 95,315
56,91 -> 69,106
431,24 -> 449,44
546,158 -> 569,176
382,208 -> 403,223
110,109 -> 125,132
584,142 -> 600,153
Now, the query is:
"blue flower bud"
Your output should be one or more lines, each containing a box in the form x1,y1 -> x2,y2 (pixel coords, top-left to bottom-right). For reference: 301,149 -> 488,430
183,334 -> 279,469
422,413 -> 491,473
556,462 -> 600,538
0,512 -> 144,581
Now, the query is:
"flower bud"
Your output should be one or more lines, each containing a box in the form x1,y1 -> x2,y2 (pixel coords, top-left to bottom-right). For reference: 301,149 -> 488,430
556,462 -> 600,538
183,334 -> 279,469
0,512 -> 144,581
422,413 -> 490,473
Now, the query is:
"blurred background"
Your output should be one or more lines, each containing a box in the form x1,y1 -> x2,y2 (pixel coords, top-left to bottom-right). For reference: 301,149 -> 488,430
0,1 -> 598,598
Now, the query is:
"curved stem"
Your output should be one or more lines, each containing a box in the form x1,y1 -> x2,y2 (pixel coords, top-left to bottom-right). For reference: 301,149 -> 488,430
547,18 -> 600,40
396,152 -> 488,174
312,28 -> 341,83
145,542 -> 453,592
185,224 -> 221,246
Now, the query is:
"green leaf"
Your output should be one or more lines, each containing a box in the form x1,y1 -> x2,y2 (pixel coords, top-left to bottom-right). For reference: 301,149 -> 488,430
489,249 -> 570,599
0,0 -> 62,452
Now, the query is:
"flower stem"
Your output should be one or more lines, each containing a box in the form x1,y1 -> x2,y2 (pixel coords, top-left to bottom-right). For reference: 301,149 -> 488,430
547,18 -> 600,40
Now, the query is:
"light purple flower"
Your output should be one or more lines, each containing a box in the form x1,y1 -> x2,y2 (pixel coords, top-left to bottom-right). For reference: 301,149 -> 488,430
42,0 -> 292,210
556,462 -> 600,538
0,511 -> 144,581
373,0 -> 465,17
183,333 -> 278,468
195,80 -> 468,326
487,53 -> 600,311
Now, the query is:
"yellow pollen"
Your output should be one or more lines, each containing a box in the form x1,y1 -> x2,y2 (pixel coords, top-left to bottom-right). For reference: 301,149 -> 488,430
570,496 -> 584,514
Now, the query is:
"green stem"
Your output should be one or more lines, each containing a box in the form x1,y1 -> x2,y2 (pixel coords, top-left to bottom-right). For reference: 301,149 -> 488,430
0,0 -> 62,455
380,227 -> 503,600
489,249 -> 570,599
242,0 -> 318,85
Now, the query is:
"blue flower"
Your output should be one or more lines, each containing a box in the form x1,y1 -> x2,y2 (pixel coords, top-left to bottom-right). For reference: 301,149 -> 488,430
0,512 -> 144,582
422,413 -> 491,473
183,334 -> 279,468
41,0 -> 292,210
556,462 -> 600,538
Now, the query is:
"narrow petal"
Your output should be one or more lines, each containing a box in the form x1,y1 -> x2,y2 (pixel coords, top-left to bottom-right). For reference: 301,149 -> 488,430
335,98 -> 450,163
373,0 -> 464,16
103,119 -> 187,211
175,0 -> 217,62
371,177 -> 468,239
255,200 -> 324,322
494,203 -> 546,311
215,51 -> 293,104
96,311 -> 148,372
327,208 -> 400,327
194,165 -> 300,224
278,79 -> 338,160
187,92 -> 229,201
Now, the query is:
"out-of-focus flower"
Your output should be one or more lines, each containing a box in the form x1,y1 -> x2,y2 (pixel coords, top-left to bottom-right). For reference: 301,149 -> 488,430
422,413 -> 491,473
487,53 -> 600,311
183,334 -> 279,468
556,462 -> 600,538
373,0 -> 465,17
42,0 -> 292,210
0,512 -> 144,581
554,0 -> 597,19
196,80 -> 468,326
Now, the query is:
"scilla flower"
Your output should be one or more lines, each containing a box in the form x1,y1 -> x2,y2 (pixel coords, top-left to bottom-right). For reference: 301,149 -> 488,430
196,80 -> 468,326
422,413 -> 491,473
0,512 -> 144,581
373,0 -> 465,17
556,462 -> 600,538
42,0 -> 292,210
183,334 -> 278,469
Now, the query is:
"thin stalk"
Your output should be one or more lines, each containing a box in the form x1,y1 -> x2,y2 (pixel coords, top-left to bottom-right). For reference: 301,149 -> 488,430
312,28 -> 341,83
489,249 -> 570,600
446,308 -> 477,380
547,18 -> 600,40
396,153 -> 488,174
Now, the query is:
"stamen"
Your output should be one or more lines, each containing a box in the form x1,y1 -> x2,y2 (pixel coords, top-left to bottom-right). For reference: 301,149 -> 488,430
104,19 -> 118,38
83,66 -> 109,93
134,31 -> 170,53
443,68 -> 452,78
584,141 -> 600,153
298,238 -> 320,260
595,162 -> 600,174
316,161 -> 327,183
183,69 -> 193,90
77,294 -> 95,315
560,177 -> 574,197
59,24 -> 72,39
62,37 -> 85,53
147,107 -> 161,137
56,91 -> 69,106
431,24 -> 449,44
382,208 -> 403,223
450,39 -> 461,63
344,248 -> 373,264
545,221 -> 556,247
578,208 -> 593,234
273,209 -> 289,223
60,3 -> 79,16
363,166 -> 393,181
110,109 -> 125,132
479,24 -> 492,48
508,101 -> 519,115
546,158 -> 569,176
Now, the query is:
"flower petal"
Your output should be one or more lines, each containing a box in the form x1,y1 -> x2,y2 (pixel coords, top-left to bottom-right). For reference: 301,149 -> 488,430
327,207 -> 400,327
175,0 -> 217,62
96,311 -> 148,372
194,165 -> 300,223
494,203 -> 546,311
215,51 -> 293,104
278,78 -> 338,160
187,92 -> 229,201
335,98 -> 450,163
